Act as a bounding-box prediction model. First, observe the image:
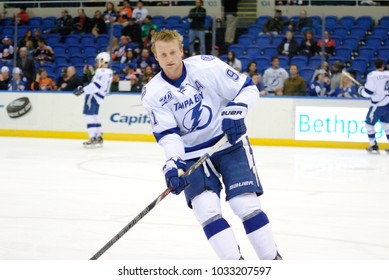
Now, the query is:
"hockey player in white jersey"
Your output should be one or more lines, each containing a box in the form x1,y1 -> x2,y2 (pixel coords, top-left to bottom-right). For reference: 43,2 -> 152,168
142,30 -> 281,260
359,59 -> 389,154
74,52 -> 113,148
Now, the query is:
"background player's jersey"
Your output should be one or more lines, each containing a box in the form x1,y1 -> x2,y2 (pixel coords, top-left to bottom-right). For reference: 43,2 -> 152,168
262,67 -> 289,93
83,68 -> 113,104
142,55 -> 259,160
364,70 -> 389,106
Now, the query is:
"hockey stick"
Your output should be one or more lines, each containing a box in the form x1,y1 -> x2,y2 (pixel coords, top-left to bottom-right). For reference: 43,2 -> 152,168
89,134 -> 228,260
342,69 -> 362,87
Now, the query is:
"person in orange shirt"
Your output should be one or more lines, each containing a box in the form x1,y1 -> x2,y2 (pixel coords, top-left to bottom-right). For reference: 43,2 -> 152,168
31,68 -> 57,91
118,0 -> 133,25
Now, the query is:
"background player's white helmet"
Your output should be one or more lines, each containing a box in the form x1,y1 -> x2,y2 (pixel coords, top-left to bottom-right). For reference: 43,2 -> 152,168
95,52 -> 110,68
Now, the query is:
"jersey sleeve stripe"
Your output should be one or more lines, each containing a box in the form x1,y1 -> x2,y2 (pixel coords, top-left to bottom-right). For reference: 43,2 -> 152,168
153,127 -> 181,142
364,88 -> 374,95
93,82 -> 102,89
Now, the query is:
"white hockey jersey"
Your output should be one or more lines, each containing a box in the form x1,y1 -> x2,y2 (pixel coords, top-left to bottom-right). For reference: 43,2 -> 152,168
142,55 -> 259,160
83,68 -> 113,104
362,70 -> 389,106
262,67 -> 289,93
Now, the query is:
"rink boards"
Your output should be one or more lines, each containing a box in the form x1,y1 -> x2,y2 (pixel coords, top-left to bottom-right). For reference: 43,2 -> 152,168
0,91 -> 385,149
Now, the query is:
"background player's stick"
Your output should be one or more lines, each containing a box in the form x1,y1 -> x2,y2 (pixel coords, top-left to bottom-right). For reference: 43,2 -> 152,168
90,134 -> 228,260
342,69 -> 362,86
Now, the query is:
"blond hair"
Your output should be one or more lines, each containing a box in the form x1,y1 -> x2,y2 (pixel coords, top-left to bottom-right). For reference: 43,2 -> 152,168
151,29 -> 183,54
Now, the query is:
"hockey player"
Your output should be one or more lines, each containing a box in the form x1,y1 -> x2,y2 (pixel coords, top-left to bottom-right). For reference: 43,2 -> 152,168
142,30 -> 281,260
359,59 -> 389,154
74,52 -> 113,148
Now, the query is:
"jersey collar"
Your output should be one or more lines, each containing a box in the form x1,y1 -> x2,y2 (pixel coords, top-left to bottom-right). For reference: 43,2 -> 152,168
161,62 -> 187,88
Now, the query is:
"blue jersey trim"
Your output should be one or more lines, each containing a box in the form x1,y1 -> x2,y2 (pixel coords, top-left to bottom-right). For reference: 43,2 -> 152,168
184,134 -> 224,153
242,76 -> 255,88
153,127 -> 181,142
364,88 -> 374,95
161,63 -> 187,88
203,218 -> 230,239
95,92 -> 104,99
93,82 -> 101,89
87,123 -> 102,128
243,211 -> 269,234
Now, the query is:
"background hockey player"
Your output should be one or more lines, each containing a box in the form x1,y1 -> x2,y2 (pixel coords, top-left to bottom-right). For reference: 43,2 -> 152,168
74,52 -> 113,148
359,58 -> 389,154
142,30 -> 281,260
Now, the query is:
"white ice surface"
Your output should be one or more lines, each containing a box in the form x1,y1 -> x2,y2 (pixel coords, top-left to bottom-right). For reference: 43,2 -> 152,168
0,137 -> 388,260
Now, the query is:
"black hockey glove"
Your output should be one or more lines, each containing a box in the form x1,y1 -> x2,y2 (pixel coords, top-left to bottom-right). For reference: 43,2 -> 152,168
221,102 -> 248,144
163,157 -> 188,195
73,85 -> 84,96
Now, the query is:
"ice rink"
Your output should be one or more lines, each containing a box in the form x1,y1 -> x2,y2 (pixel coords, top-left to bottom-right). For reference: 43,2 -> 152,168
0,136 -> 388,260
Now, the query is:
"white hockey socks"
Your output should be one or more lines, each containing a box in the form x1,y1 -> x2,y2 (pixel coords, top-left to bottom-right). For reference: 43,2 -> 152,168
85,115 -> 102,139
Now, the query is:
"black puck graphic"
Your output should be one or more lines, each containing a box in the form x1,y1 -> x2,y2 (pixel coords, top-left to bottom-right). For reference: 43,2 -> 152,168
6,97 -> 32,118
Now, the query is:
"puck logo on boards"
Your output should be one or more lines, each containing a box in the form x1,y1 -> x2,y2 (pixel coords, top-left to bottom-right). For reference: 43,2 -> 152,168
6,97 -> 32,118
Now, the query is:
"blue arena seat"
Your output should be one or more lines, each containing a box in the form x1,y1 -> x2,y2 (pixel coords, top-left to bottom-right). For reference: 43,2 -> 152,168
332,26 -> 348,38
357,46 -> 376,60
253,56 -> 270,70
377,47 -> 389,59
271,35 -> 284,47
247,24 -> 262,37
308,56 -> 324,68
256,16 -> 271,29
309,16 -> 322,26
70,55 -> 85,66
339,16 -> 355,30
255,35 -> 271,47
165,16 -> 181,27
278,56 -> 289,68
54,54 -> 68,65
325,16 -> 338,32
299,67 -> 316,83
371,26 -> 388,40
66,45 -> 82,55
65,34 -> 80,44
364,36 -> 383,50
45,34 -> 61,46
245,45 -> 262,59
80,34 -> 95,45
228,44 -> 245,57
350,57 -> 368,74
238,34 -> 255,46
342,36 -> 360,51
28,17 -> 42,27
356,16 -> 373,31
349,27 -> 366,41
262,46 -> 278,57
334,47 -> 353,61
237,56 -> 252,71
379,16 -> 389,27
290,56 -> 308,69
151,15 -> 165,26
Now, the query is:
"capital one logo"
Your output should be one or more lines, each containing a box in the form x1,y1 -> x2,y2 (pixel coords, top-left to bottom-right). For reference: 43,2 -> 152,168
182,101 -> 212,132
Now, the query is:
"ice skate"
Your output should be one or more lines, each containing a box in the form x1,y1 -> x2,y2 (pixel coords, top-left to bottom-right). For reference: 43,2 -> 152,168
365,143 -> 379,154
83,137 -> 101,148
96,136 -> 104,146
385,148 -> 389,154
273,251 -> 283,260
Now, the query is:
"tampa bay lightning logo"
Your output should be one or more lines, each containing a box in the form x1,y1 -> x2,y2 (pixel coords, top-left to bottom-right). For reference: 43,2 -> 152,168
201,55 -> 215,61
182,101 -> 212,131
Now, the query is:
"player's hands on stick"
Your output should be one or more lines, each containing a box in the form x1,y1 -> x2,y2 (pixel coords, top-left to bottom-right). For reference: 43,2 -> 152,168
163,157 -> 188,195
221,102 -> 248,144
73,85 -> 84,96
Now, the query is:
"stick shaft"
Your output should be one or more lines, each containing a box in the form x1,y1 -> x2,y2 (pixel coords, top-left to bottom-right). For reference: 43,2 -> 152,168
89,134 -> 228,260
342,70 -> 362,86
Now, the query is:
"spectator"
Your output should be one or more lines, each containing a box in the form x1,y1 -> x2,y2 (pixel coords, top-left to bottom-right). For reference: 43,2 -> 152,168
31,68 -> 57,91
50,9 -> 73,38
144,28 -> 157,49
263,56 -> 289,95
127,74 -> 143,92
18,29 -> 36,49
225,51 -> 242,72
83,65 -> 95,84
132,0 -> 149,24
251,73 -> 266,95
223,0 -> 239,46
262,9 -> 285,36
14,6 -> 29,25
360,0 -> 380,5
17,47 -> 35,88
213,45 -> 221,58
0,37 -> 15,63
122,17 -> 142,44
308,69 -> 331,97
34,38 -> 54,65
140,65 -> 155,85
243,61 -> 258,77
289,10 -> 313,34
188,0 -> 207,55
277,31 -> 299,57
0,66 -> 11,90
317,31 -> 335,58
58,66 -> 83,91
91,10 -> 107,37
113,35 -> 139,63
108,37 -> 120,60
103,2 -> 118,24
333,70 -> 359,98
8,67 -> 28,91
124,63 -> 140,79
73,8 -> 92,34
123,49 -> 137,65
26,40 -> 36,57
135,48 -> 157,71
110,71 -> 120,92
283,64 -> 306,96
118,0 -> 133,25
299,30 -> 317,57
33,28 -> 45,45
329,60 -> 344,94
141,15 -> 158,41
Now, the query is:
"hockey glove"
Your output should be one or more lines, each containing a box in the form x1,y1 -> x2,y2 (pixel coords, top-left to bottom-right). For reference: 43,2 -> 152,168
163,157 -> 188,195
221,102 -> 248,144
73,85 -> 84,96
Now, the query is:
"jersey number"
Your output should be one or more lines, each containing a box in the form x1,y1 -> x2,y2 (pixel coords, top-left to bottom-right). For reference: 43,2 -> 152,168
385,81 -> 389,92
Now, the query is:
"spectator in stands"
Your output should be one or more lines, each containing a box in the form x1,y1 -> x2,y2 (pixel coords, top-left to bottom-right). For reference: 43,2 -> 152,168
91,10 -> 107,37
33,28 -> 45,45
132,1 -> 149,24
283,64 -> 306,96
188,0 -> 207,55
263,56 -> 289,95
317,31 -> 335,58
8,67 -> 28,91
83,65 -> 95,84
141,65 -> 155,85
122,17 -> 142,44
113,35 -> 132,63
0,37 -> 15,63
51,9 -> 73,38
135,48 -> 157,71
225,51 -> 242,72
308,69 -> 331,97
118,0 -> 133,25
332,70 -> 359,98
17,47 -> 35,88
277,31 -> 299,58
262,9 -> 285,36
144,27 -> 157,49
0,66 -> 11,90
73,8 -> 92,34
141,15 -> 158,41
289,10 -> 312,34
299,30 -> 317,57
213,45 -> 221,58
127,74 -> 143,92
58,66 -> 83,91
360,0 -> 380,5
329,60 -> 344,95
13,6 -> 29,25
108,37 -> 120,61
26,40 -> 36,57
123,49 -> 137,65
277,0 -> 303,4
124,63 -> 140,79
103,1 -> 118,24
243,61 -> 258,77
251,73 -> 266,95
110,71 -> 120,92
31,68 -> 57,91
223,0 -> 239,46
18,29 -> 36,49
34,38 -> 54,65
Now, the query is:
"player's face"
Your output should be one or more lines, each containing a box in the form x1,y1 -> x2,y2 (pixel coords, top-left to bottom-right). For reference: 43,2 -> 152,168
154,40 -> 184,80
